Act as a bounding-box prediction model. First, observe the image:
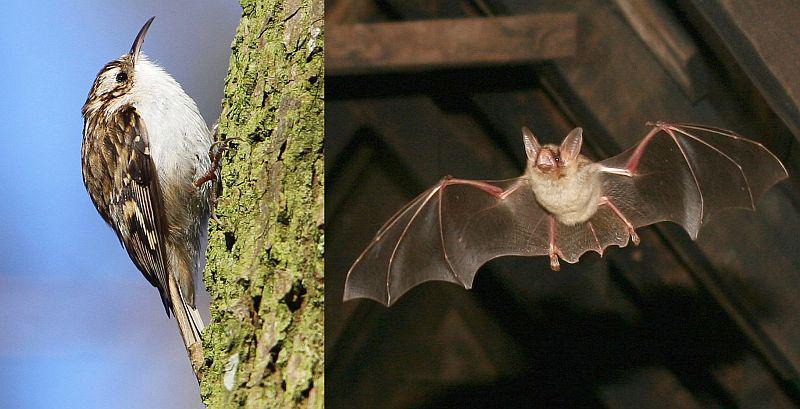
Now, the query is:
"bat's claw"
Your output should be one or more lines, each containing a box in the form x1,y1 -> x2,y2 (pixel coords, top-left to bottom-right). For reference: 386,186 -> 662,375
648,120 -> 673,130
548,239 -> 561,271
630,229 -> 640,246
549,252 -> 561,271
600,196 -> 640,247
548,216 -> 561,271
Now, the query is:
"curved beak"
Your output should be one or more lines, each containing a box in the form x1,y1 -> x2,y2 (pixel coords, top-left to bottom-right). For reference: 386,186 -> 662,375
130,16 -> 155,65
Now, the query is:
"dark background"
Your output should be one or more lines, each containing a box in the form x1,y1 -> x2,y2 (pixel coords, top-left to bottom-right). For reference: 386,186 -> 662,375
325,0 -> 800,407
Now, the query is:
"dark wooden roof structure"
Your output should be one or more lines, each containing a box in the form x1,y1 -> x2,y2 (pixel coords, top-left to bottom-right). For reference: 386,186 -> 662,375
326,0 -> 800,407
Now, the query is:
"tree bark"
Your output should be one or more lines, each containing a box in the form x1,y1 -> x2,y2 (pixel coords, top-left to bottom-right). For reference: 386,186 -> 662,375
199,0 -> 324,407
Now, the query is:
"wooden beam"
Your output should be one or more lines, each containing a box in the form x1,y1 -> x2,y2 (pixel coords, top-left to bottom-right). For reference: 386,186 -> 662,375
613,0 -> 709,102
328,13 -> 576,75
686,0 -> 800,143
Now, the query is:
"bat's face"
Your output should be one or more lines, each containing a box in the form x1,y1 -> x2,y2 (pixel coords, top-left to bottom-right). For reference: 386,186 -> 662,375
523,126 -> 584,176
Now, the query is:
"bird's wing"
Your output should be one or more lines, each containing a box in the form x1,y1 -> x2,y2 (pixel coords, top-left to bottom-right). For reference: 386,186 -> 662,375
107,107 -> 172,314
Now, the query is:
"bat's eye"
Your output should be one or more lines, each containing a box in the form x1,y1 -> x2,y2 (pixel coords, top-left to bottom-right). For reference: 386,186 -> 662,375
116,72 -> 128,83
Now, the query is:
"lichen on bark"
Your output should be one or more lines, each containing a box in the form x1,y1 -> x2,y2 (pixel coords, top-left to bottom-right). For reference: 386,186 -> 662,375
199,0 -> 323,407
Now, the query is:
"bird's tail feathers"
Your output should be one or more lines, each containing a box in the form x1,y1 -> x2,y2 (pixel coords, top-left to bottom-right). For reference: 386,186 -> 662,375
168,274 -> 205,376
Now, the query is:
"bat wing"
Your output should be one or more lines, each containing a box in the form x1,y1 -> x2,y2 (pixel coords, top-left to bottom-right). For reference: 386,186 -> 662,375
344,177 -> 552,306
107,108 -> 172,314
598,122 -> 788,239
344,123 -> 788,306
551,206 -> 633,264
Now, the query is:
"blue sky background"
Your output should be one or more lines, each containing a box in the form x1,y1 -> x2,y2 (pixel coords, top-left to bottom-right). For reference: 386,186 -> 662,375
0,1 -> 240,407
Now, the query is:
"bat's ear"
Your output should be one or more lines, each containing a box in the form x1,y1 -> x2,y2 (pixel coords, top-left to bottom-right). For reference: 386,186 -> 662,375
522,127 -> 540,160
560,127 -> 583,164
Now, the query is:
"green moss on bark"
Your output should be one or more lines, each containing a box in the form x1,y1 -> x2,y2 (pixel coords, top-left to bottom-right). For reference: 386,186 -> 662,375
199,0 -> 323,407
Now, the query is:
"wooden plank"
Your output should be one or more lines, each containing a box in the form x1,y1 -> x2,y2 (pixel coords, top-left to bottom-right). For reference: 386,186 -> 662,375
686,0 -> 800,142
599,367 -> 704,408
327,13 -> 576,75
613,0 -> 709,102
712,355 -> 799,409
327,0 -> 385,25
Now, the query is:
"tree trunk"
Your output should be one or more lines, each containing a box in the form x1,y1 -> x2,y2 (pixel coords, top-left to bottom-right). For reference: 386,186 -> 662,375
199,0 -> 324,407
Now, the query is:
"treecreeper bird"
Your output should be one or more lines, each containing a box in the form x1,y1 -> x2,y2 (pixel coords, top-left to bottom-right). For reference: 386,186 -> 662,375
81,17 -> 216,375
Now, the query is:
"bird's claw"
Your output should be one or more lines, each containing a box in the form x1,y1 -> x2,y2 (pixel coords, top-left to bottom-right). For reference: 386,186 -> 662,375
194,129 -> 244,225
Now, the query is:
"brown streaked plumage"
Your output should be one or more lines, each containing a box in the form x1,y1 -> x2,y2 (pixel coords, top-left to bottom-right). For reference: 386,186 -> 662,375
82,104 -> 171,310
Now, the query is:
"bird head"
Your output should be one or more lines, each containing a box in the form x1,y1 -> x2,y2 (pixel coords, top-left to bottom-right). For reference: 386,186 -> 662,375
83,17 -> 155,114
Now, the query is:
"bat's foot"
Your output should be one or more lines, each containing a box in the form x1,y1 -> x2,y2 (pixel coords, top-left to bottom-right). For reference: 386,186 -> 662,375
548,215 -> 561,271
630,229 -> 640,246
549,249 -> 561,271
600,196 -> 640,246
646,120 -> 671,128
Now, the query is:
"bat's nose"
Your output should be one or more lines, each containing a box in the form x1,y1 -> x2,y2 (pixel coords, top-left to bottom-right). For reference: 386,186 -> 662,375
536,149 -> 557,171
537,163 -> 555,172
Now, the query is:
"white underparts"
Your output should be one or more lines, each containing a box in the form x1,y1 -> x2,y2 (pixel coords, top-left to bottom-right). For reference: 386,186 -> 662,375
528,157 -> 602,225
130,55 -> 212,185
129,55 -> 212,297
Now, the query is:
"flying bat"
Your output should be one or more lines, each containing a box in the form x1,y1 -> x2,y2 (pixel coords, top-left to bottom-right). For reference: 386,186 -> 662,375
343,122 -> 788,306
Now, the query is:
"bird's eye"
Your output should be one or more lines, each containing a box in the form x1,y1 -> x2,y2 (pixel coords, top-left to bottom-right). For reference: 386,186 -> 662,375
116,72 -> 128,82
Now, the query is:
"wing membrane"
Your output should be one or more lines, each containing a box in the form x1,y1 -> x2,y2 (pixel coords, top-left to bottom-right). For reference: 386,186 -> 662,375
600,123 -> 787,238
344,122 -> 788,306
344,177 -> 548,306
